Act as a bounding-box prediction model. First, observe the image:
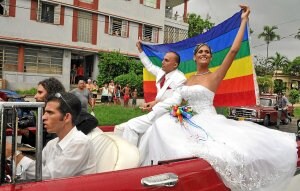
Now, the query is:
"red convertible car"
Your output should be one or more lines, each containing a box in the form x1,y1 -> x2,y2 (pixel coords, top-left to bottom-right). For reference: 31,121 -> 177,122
1,102 -> 300,191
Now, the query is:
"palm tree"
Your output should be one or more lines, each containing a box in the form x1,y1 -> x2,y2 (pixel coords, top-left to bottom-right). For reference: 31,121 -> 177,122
295,28 -> 300,40
258,26 -> 280,59
266,52 -> 290,78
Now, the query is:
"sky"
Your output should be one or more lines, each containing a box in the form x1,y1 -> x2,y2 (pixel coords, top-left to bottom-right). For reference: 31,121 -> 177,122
174,0 -> 300,61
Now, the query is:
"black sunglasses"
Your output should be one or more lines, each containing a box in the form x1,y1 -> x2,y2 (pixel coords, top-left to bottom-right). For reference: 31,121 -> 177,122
54,93 -> 72,112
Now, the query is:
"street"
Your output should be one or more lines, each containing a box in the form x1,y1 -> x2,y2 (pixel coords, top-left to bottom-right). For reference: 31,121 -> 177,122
268,117 -> 298,134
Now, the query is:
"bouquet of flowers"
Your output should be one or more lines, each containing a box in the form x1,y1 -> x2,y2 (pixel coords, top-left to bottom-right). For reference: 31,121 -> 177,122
169,105 -> 194,124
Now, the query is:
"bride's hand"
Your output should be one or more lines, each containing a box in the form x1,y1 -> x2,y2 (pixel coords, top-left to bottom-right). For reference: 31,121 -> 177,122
240,5 -> 250,21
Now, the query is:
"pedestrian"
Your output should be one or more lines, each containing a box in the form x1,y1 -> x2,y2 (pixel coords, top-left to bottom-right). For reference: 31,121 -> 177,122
131,88 -> 138,107
275,92 -> 289,129
122,84 -> 131,107
70,64 -> 77,84
70,80 -> 94,112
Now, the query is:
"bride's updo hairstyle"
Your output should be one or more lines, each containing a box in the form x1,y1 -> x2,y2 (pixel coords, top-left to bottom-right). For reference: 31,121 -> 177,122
193,43 -> 212,55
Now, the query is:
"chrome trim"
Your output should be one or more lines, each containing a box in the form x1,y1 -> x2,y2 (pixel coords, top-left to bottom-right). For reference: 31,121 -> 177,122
141,173 -> 178,187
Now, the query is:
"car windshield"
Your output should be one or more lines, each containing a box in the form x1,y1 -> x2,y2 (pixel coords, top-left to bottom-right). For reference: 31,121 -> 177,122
260,98 -> 272,106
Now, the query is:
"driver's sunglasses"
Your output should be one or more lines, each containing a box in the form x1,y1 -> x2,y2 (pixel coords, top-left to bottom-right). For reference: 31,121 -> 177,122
54,93 -> 72,112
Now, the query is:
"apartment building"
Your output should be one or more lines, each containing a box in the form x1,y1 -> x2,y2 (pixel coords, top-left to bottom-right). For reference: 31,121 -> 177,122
0,0 -> 188,90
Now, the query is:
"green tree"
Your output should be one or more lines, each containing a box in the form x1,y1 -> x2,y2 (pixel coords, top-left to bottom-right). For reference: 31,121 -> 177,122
295,28 -> 300,40
273,79 -> 286,94
97,51 -> 143,85
254,55 -> 273,76
258,26 -> 280,59
266,52 -> 290,77
289,89 -> 300,106
257,76 -> 272,94
187,13 -> 214,38
286,56 -> 300,76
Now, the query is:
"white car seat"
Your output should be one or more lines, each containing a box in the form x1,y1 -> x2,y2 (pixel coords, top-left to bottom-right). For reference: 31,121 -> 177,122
87,128 -> 140,173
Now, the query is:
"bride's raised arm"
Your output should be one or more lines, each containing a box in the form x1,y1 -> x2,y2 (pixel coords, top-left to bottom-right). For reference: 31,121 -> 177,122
213,5 -> 250,86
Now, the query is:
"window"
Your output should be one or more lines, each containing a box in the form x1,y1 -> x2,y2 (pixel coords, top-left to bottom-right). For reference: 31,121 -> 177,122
0,0 -> 9,16
24,46 -> 63,74
77,11 -> 92,43
164,25 -> 188,43
38,2 -> 61,24
109,17 -> 128,37
142,25 -> 158,43
143,0 -> 157,8
0,44 -> 18,75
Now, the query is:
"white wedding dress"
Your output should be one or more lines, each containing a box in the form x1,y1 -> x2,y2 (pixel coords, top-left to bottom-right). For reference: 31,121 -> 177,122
140,85 -> 297,191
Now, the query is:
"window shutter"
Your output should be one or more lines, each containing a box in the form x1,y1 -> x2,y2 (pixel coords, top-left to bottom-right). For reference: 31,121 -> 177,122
53,4 -> 61,25
108,16 -> 112,35
121,20 -> 128,37
3,0 -> 9,16
77,11 -> 92,43
37,0 -> 42,21
152,27 -> 158,43
104,16 -> 109,34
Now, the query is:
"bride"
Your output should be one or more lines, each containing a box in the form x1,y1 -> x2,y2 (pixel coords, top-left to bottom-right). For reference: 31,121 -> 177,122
139,5 -> 297,191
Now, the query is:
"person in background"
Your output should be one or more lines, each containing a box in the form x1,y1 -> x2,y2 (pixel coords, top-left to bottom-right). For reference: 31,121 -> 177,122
70,80 -> 94,112
99,83 -> 109,104
131,88 -> 138,107
275,92 -> 289,129
122,84 -> 131,107
70,64 -> 77,85
108,80 -> 115,104
76,64 -> 84,82
114,83 -> 122,105
6,93 -> 96,180
86,79 -> 93,92
91,80 -> 99,107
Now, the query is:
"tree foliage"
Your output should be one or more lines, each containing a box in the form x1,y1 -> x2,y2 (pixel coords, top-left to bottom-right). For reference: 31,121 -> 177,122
289,89 -> 300,106
258,25 -> 280,59
266,52 -> 290,75
97,51 -> 143,92
286,56 -> 300,76
254,55 -> 273,76
187,13 -> 214,38
273,79 -> 286,94
257,76 -> 272,94
97,51 -> 143,83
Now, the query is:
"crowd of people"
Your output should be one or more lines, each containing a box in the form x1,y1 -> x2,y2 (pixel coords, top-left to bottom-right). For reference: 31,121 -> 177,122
4,5 -> 299,191
75,78 -> 139,107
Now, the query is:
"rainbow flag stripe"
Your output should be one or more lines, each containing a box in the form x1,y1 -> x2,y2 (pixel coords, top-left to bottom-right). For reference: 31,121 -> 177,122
141,11 -> 258,106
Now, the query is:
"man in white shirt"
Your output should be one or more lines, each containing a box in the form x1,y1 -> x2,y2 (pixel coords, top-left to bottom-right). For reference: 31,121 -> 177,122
115,40 -> 186,146
6,92 -> 96,180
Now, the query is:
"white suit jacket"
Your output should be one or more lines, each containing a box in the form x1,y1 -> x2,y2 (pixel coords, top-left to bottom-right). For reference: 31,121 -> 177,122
139,52 -> 186,102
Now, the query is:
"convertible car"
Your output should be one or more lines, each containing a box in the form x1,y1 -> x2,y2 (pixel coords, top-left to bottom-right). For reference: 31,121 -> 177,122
1,102 -> 300,191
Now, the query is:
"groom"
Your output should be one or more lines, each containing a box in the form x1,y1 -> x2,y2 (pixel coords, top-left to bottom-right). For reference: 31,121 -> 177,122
114,40 -> 186,146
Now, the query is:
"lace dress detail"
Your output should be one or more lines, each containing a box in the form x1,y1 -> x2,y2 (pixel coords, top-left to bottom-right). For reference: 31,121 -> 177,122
141,85 -> 297,191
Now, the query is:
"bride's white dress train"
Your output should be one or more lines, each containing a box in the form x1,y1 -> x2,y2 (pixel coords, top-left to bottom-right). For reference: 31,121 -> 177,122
140,85 -> 297,191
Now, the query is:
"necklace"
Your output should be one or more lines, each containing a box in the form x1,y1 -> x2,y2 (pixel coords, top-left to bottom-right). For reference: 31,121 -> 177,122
194,71 -> 210,76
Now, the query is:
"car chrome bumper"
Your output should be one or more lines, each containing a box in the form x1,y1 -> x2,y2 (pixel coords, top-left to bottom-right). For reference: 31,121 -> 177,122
227,116 -> 264,123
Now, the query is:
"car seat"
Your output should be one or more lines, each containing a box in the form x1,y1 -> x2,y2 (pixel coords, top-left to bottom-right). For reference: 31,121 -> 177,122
87,128 -> 140,173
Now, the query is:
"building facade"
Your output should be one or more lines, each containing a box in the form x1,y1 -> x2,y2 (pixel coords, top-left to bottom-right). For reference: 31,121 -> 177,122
0,0 -> 188,90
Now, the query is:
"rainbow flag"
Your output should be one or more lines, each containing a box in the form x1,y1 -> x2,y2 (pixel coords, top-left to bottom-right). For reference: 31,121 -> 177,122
141,11 -> 258,106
